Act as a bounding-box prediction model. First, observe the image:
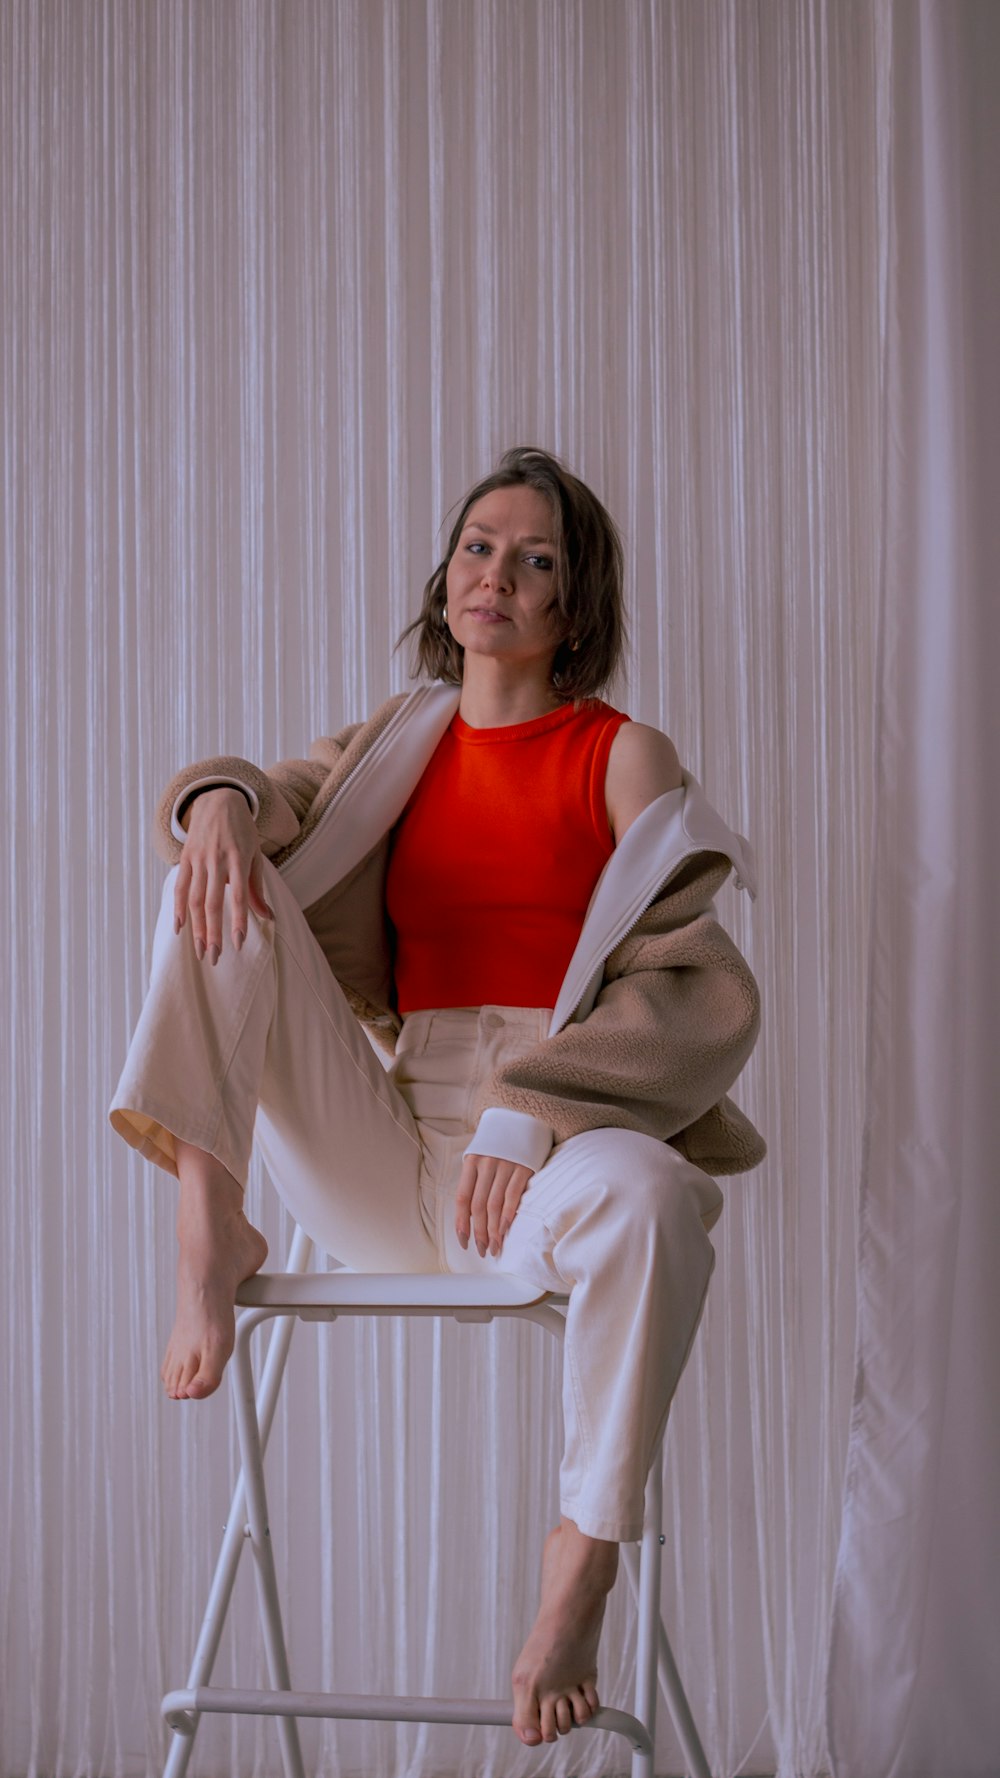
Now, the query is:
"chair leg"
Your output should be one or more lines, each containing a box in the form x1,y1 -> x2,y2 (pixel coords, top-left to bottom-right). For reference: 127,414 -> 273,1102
621,1474 -> 712,1778
231,1312 -> 307,1778
161,1227 -> 313,1778
630,1456 -> 663,1778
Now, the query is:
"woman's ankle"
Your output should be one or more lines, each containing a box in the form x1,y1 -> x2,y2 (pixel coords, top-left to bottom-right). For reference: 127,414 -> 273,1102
174,1139 -> 244,1214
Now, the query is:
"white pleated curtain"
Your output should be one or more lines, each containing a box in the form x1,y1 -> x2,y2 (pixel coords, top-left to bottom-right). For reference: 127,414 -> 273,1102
2,4 -> 995,1777
826,4 -> 1000,1773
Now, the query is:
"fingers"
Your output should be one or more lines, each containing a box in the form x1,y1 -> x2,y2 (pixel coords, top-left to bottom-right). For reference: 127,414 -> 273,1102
454,1155 -> 477,1250
455,1157 -> 534,1257
493,1165 -> 532,1254
177,854 -> 258,965
174,789 -> 270,963
218,849 -> 273,954
186,859 -> 209,961
228,861 -> 249,953
454,1155 -> 503,1255
203,858 -> 227,963
248,852 -> 275,924
173,855 -> 193,936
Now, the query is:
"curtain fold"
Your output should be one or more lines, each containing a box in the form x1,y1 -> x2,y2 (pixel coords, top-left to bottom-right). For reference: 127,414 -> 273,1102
826,5 -> 1000,1774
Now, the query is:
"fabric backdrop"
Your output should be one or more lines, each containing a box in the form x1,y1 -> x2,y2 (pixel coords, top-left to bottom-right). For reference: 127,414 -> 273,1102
826,4 -> 1000,1773
3,4 -> 992,1777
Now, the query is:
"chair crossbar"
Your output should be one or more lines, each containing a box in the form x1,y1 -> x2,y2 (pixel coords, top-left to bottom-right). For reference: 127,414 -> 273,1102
162,1686 -> 652,1754
161,1230 -> 711,1778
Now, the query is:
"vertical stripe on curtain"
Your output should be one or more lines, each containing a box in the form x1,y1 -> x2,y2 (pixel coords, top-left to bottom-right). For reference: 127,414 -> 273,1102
827,4 -> 1000,1772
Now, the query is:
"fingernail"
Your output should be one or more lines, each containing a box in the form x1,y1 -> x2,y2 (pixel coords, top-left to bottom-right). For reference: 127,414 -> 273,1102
489,1241 -> 499,1259
264,904 -> 275,920
174,915 -> 181,936
234,929 -> 245,952
476,1242 -> 487,1259
457,1232 -> 468,1250
208,944 -> 220,967
194,938 -> 206,961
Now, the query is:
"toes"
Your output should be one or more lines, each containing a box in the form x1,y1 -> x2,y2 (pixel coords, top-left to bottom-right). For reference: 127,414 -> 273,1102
512,1711 -> 542,1748
513,1682 -> 594,1744
511,1678 -> 542,1746
554,1696 -> 574,1736
185,1370 -> 219,1400
169,1351 -> 206,1399
539,1698 -> 559,1743
572,1686 -> 595,1725
182,1346 -> 221,1398
177,1353 -> 199,1394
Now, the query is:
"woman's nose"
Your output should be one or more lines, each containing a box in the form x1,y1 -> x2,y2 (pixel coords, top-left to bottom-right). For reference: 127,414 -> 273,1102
481,559 -> 513,592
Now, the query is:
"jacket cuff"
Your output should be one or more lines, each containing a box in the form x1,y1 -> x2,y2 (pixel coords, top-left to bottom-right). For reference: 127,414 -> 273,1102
464,1108 -> 554,1174
170,776 -> 261,844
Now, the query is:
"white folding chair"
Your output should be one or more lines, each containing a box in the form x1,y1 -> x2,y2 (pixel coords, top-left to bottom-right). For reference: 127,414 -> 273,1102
160,1224 -> 711,1778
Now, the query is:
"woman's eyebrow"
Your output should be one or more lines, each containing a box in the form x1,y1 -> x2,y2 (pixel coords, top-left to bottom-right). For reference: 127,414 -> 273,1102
463,521 -> 554,546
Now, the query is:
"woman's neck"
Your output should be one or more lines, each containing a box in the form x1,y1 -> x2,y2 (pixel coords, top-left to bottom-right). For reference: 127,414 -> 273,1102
457,660 -> 565,730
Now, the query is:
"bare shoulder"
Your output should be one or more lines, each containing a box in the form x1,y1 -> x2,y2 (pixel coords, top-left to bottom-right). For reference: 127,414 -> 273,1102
605,720 -> 684,845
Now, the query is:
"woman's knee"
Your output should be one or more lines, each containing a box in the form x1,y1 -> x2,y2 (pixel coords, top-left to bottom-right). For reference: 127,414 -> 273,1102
563,1127 -> 720,1231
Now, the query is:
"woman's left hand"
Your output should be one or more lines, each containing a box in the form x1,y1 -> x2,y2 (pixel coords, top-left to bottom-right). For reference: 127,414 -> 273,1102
455,1155 -> 534,1258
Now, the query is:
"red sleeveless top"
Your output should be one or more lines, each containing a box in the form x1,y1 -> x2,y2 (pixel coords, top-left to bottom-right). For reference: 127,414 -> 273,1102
386,699 -> 629,1015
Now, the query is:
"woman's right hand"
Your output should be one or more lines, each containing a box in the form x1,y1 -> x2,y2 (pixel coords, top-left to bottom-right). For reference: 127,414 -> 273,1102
173,787 -> 274,964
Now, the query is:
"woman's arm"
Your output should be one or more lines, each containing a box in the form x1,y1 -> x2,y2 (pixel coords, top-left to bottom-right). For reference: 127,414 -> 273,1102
154,728 -> 366,962
154,742 -> 345,865
604,720 -> 683,843
159,742 -> 351,964
152,694 -> 412,869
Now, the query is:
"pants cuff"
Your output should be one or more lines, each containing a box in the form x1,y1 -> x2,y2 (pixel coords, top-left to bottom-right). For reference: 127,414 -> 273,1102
560,1495 -> 645,1544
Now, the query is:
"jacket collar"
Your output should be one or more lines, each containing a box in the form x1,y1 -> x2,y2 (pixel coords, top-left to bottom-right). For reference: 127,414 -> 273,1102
279,684 -> 461,909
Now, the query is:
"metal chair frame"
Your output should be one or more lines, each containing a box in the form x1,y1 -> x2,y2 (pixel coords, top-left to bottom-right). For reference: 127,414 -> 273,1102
160,1225 -> 711,1778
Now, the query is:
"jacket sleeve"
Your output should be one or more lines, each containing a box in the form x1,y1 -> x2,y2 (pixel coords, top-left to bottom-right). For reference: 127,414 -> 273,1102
470,854 -> 765,1173
151,729 -> 362,865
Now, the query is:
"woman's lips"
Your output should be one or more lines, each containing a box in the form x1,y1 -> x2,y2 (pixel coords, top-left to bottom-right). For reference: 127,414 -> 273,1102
468,608 -> 511,623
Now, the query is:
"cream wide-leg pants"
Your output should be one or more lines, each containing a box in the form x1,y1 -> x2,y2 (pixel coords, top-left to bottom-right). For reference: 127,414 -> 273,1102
111,858 -> 723,1542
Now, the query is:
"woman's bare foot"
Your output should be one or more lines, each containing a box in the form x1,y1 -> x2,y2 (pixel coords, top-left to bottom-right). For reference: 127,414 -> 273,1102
161,1142 -> 268,1401
511,1518 -> 619,1746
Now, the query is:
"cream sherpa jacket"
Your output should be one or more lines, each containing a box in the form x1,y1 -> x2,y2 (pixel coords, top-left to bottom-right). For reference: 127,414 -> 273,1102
155,685 -> 766,1180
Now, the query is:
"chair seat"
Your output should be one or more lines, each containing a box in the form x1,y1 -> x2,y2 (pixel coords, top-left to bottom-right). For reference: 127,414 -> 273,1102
236,1270 -> 564,1312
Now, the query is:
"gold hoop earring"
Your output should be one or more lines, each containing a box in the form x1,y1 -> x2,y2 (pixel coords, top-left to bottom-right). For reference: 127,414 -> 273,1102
569,637 -> 580,653
442,605 -> 448,625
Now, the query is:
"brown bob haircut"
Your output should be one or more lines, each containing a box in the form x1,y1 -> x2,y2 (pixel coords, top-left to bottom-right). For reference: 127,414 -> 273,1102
401,445 -> 627,701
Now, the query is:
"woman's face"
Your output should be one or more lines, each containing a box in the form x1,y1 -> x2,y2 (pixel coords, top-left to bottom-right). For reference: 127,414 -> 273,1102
444,484 -> 567,676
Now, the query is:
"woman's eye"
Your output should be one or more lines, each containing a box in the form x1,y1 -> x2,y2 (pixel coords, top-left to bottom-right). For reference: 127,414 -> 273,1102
464,542 -> 551,569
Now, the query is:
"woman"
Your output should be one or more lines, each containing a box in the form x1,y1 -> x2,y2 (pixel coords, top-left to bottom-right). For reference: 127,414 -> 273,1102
110,444 -> 765,1748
